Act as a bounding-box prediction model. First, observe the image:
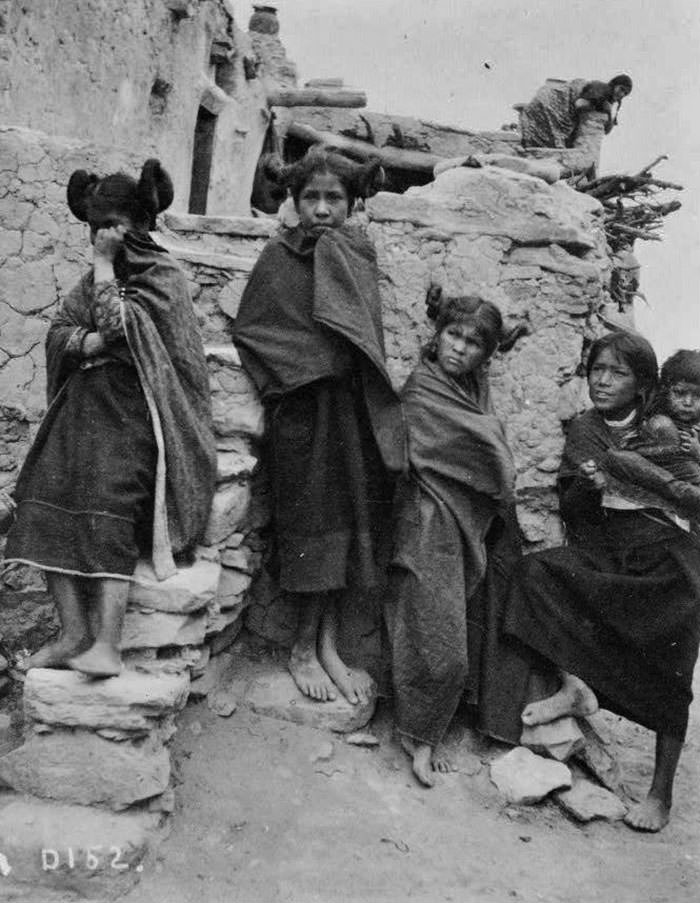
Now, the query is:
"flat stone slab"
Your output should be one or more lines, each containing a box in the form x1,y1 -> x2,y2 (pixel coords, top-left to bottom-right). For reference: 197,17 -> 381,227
234,658 -> 376,734
490,746 -> 571,805
520,717 -> 585,762
0,730 -> 170,810
121,609 -> 207,650
24,668 -> 189,731
130,559 -> 221,614
0,793 -> 160,898
555,778 -> 628,823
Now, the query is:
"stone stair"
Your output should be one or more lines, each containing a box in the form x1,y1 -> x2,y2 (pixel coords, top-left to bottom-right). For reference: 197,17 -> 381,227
0,315 -> 267,897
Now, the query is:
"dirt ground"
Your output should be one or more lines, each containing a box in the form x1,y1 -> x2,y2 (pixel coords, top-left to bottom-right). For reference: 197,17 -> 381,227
120,665 -> 700,903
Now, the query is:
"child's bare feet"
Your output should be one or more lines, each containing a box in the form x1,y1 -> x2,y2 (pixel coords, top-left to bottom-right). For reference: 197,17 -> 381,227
522,673 -> 598,726
68,641 -> 121,678
318,643 -> 374,705
26,636 -> 91,670
400,735 -> 435,787
624,795 -> 671,832
288,642 -> 337,702
431,747 -> 453,774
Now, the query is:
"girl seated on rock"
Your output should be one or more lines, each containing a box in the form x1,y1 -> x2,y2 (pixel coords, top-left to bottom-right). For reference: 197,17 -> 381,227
233,147 -> 406,706
502,331 -> 700,832
4,160 -> 216,677
387,287 -> 522,786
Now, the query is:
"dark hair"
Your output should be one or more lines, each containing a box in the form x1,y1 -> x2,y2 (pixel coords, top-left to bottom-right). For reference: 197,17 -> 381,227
425,288 -> 503,360
659,350 -> 700,389
608,74 -> 633,95
264,147 -> 383,210
586,330 -> 658,405
67,158 -> 174,230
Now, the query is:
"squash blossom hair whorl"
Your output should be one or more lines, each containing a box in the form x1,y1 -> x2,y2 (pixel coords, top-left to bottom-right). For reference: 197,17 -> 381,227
67,158 -> 174,231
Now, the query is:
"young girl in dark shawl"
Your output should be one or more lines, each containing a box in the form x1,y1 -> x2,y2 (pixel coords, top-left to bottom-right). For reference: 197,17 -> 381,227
233,148 -> 406,705
4,160 -> 216,677
388,289 -> 521,787
502,331 -> 700,832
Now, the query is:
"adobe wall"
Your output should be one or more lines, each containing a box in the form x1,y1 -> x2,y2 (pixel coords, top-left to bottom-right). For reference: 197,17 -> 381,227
1,0 -> 269,215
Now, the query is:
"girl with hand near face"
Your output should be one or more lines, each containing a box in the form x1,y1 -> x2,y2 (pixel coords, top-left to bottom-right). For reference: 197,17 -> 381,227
5,160 -> 216,677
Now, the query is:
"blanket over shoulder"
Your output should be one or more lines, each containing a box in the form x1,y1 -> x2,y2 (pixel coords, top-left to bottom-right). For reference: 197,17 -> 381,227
45,232 -> 216,578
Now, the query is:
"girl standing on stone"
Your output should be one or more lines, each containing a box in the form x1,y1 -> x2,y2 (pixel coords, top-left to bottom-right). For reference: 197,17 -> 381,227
5,160 -> 216,677
233,147 -> 405,706
502,331 -> 700,832
388,289 -> 521,787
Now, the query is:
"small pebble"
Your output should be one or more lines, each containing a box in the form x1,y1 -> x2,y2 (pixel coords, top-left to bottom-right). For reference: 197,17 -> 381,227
345,731 -> 380,747
311,741 -> 334,762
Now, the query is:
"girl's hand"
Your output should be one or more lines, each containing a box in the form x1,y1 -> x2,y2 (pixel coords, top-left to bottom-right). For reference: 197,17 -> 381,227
82,332 -> 106,358
93,224 -> 127,264
679,430 -> 700,463
579,459 -> 606,490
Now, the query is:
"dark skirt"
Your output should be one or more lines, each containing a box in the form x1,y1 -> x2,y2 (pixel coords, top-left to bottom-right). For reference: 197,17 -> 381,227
503,510 -> 700,740
5,360 -> 157,578
267,376 -> 392,594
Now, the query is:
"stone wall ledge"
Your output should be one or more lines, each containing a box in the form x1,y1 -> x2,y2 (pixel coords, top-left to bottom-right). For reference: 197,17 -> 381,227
0,729 -> 171,809
158,240 -> 257,272
24,669 -> 190,731
163,211 -> 278,238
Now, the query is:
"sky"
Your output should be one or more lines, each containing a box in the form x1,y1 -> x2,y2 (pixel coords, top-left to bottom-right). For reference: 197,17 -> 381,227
235,0 -> 700,360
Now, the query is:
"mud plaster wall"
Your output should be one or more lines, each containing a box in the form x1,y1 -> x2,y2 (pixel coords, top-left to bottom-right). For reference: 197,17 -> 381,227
0,0 -> 269,215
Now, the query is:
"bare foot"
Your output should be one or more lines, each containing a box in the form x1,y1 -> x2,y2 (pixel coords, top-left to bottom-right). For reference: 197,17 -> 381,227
318,644 -> 374,705
25,636 -> 91,671
400,735 -> 435,788
288,644 -> 337,702
624,795 -> 671,832
432,747 -> 453,774
68,642 -> 121,678
522,673 -> 598,726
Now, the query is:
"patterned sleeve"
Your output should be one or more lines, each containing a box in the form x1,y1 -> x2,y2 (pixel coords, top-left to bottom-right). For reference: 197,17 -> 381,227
92,281 -> 125,343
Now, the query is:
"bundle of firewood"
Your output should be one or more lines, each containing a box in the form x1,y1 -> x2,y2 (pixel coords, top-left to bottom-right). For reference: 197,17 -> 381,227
574,155 -> 682,252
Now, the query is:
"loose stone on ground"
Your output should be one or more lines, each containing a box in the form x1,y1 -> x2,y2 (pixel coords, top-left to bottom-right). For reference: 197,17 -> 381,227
490,746 -> 572,805
555,778 -> 628,823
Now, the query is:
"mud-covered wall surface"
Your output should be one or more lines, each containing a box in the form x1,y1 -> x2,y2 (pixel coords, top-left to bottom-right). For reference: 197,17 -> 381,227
0,0 -> 269,214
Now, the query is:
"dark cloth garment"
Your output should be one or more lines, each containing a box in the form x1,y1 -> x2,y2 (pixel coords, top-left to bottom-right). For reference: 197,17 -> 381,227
232,224 -> 405,595
7,232 -> 216,580
6,362 -> 156,576
268,377 -> 392,593
387,359 -> 521,746
503,408 -> 700,741
233,224 -> 406,474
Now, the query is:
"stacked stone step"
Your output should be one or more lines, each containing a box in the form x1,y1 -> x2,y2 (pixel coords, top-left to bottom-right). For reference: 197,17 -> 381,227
0,319 -> 267,893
